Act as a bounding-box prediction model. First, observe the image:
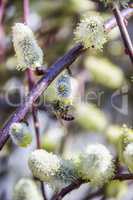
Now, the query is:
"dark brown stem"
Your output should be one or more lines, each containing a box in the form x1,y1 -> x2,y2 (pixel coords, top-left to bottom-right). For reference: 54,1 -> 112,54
0,0 -> 5,25
0,8 -> 133,150
26,69 -> 41,149
51,179 -> 84,200
114,173 -> 133,181
112,3 -> 133,63
23,1 -> 47,200
51,173 -> 133,200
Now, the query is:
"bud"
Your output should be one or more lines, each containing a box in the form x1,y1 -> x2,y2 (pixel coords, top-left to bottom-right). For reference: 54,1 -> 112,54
84,57 -> 124,89
28,150 -> 77,188
13,178 -> 43,200
73,144 -> 114,186
75,103 -> 108,132
12,23 -> 43,71
74,14 -> 107,51
9,122 -> 32,147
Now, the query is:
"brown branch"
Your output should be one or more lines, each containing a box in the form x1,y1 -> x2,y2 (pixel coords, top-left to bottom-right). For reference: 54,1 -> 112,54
23,0 -> 47,199
0,8 -> 133,150
51,173 -> 133,200
112,3 -> 133,63
51,179 -> 84,200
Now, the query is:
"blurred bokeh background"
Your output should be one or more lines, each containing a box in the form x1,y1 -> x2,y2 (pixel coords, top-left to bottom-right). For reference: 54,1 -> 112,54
0,0 -> 133,200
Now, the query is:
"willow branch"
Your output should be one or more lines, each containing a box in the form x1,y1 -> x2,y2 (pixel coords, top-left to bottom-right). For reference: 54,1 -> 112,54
23,0 -> 47,199
112,3 -> 133,63
51,173 -> 133,200
0,7 -> 133,150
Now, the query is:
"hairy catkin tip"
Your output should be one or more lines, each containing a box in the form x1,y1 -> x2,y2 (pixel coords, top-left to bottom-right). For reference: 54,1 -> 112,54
74,14 -> 107,51
74,144 -> 114,186
12,23 -> 43,71
99,0 -> 130,7
13,178 -> 43,200
9,122 -> 32,147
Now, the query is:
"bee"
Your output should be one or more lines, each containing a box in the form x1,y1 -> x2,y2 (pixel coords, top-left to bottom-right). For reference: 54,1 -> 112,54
60,112 -> 75,121
52,100 -> 75,121
50,73 -> 76,121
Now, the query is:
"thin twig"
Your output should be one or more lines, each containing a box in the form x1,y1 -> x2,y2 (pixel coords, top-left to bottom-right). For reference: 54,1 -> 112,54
112,3 -> 133,63
0,8 -> 133,150
51,173 -> 133,200
23,1 -> 47,200
0,0 -> 5,25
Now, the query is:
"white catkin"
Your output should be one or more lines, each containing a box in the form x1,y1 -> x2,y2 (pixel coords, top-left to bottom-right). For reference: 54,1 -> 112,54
28,149 -> 77,188
74,14 -> 107,51
73,144 -> 114,186
12,23 -> 43,71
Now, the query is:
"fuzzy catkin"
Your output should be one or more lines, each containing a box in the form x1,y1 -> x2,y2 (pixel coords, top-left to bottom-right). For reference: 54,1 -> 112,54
74,14 -> 107,51
9,122 -> 32,147
12,23 -> 43,71
56,74 -> 71,98
13,178 -> 43,200
28,149 -> 77,188
73,144 -> 114,186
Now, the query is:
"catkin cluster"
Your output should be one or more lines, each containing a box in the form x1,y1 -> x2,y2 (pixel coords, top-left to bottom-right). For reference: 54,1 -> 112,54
28,144 -> 114,187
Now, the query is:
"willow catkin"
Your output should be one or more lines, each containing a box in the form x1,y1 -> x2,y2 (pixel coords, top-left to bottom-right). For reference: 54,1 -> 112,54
28,149 -> 77,188
73,144 -> 115,186
9,122 -> 32,147
74,14 -> 107,50
12,23 -> 43,71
